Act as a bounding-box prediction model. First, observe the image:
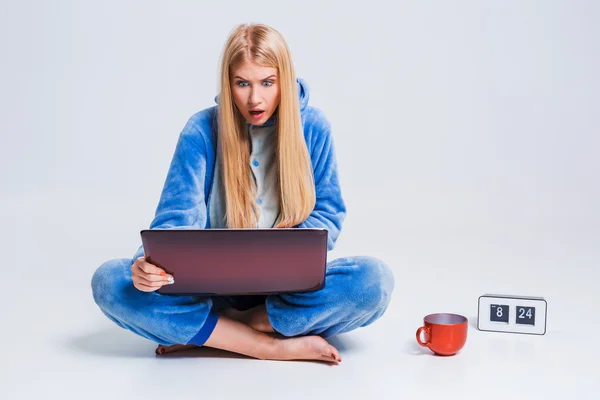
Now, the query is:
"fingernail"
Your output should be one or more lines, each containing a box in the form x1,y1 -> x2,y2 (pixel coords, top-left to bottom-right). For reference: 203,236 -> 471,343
167,276 -> 174,284
160,271 -> 166,276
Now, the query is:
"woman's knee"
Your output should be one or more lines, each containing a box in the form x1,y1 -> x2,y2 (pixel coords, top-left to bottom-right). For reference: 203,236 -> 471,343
91,258 -> 133,312
346,256 -> 395,313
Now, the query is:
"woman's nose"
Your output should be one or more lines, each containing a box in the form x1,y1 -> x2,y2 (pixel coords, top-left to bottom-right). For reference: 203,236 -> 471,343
249,88 -> 261,105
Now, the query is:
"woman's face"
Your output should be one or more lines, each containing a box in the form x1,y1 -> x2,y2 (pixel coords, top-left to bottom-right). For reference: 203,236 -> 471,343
230,61 -> 280,126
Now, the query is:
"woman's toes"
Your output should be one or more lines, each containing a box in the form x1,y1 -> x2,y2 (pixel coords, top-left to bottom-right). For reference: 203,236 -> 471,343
155,343 -> 197,355
311,338 -> 341,362
319,354 -> 340,363
326,346 -> 341,362
331,348 -> 341,362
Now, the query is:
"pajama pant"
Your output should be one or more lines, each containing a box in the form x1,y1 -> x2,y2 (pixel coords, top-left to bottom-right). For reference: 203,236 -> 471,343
91,255 -> 394,346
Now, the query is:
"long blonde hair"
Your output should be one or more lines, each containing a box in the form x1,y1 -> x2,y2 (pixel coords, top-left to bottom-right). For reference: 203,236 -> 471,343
217,23 -> 315,228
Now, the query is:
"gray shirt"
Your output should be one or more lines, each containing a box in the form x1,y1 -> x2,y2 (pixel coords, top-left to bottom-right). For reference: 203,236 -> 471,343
209,122 -> 281,228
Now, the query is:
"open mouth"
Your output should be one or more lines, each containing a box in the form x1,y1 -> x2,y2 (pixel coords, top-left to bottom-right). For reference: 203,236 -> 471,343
249,110 -> 265,119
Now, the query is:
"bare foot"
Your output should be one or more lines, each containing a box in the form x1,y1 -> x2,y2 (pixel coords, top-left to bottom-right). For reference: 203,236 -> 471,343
155,343 -> 198,355
156,336 -> 340,363
271,335 -> 342,363
155,336 -> 340,363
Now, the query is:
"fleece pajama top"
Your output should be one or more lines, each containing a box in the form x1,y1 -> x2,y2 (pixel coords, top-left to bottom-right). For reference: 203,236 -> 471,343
208,120 -> 281,230
91,78 -> 395,347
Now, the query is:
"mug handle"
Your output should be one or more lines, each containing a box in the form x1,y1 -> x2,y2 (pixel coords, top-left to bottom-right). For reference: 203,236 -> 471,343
416,326 -> 430,347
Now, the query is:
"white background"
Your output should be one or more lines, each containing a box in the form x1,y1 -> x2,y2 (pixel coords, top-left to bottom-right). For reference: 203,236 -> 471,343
1,0 -> 598,399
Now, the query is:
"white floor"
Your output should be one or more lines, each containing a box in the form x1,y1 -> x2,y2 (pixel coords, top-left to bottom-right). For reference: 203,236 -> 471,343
2,187 -> 599,400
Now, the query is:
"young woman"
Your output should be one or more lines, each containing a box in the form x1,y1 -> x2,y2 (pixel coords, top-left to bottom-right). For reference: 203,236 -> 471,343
91,23 -> 394,364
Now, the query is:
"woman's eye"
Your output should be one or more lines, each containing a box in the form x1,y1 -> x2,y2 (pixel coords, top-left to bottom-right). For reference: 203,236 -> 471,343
235,80 -> 273,87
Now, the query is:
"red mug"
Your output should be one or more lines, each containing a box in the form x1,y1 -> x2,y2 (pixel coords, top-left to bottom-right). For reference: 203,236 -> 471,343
416,313 -> 468,356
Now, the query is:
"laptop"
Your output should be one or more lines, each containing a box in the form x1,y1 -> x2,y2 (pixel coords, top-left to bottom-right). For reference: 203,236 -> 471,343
140,228 -> 328,296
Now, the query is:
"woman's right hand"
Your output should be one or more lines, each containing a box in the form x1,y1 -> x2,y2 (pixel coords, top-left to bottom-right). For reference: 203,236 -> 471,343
131,256 -> 174,292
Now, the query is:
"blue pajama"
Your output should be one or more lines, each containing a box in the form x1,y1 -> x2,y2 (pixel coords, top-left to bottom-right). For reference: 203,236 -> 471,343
91,255 -> 394,346
91,78 -> 395,346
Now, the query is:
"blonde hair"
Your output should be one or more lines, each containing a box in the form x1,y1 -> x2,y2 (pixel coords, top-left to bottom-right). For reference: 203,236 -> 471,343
217,23 -> 315,228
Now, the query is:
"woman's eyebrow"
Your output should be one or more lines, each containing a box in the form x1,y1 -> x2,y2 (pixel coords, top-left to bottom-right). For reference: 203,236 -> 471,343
233,75 -> 277,80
